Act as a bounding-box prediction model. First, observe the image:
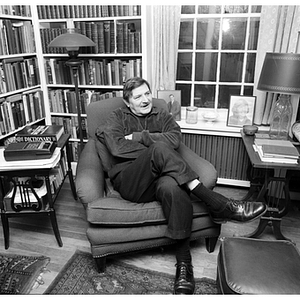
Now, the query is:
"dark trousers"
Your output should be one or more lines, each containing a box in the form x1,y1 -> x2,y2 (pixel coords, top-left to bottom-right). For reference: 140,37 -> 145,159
113,142 -> 199,240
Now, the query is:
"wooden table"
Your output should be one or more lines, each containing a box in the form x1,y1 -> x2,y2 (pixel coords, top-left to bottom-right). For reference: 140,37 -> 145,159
241,131 -> 300,241
0,134 -> 77,249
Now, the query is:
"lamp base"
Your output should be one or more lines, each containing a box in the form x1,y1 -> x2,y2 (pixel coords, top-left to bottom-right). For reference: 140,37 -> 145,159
269,94 -> 293,140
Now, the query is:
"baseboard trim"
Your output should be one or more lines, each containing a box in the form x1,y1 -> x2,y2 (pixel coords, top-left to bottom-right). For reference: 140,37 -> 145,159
217,178 -> 250,188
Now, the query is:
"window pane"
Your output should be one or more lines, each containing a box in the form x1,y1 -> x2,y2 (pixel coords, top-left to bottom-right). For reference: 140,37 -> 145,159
245,53 -> 256,83
194,84 -> 215,108
179,21 -> 193,49
251,5 -> 261,13
248,17 -> 260,50
223,6 -> 248,13
218,85 -> 241,108
244,86 -> 254,96
196,19 -> 220,49
222,18 -> 247,50
176,84 -> 191,106
220,53 -> 244,82
195,53 -> 218,81
198,6 -> 221,14
182,6 -> 195,14
177,53 -> 193,80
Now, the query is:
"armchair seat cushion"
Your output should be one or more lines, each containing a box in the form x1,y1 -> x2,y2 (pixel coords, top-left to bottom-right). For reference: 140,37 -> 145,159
86,196 -> 211,226
87,214 -> 217,245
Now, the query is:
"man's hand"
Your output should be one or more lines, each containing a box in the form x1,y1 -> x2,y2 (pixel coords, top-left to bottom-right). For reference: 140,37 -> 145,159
125,134 -> 133,140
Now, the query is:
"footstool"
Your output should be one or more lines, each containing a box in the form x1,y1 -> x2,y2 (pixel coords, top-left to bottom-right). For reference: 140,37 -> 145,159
217,237 -> 300,294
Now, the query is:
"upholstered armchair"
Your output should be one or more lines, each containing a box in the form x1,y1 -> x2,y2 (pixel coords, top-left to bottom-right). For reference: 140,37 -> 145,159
75,97 -> 221,272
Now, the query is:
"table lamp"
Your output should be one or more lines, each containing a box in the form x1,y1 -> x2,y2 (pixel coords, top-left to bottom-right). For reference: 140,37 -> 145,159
48,28 -> 95,156
257,52 -> 300,140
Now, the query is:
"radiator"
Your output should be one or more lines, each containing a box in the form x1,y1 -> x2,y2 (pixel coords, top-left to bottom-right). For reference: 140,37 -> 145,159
182,133 -> 250,182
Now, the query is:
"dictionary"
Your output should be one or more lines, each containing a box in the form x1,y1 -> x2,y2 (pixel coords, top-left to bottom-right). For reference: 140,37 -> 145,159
15,125 -> 64,143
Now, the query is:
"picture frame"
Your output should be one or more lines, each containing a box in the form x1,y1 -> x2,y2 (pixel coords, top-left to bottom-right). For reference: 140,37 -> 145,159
157,90 -> 181,121
227,95 -> 256,127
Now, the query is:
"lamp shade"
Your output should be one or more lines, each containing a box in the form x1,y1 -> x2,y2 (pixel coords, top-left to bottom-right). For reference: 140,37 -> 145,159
48,28 -> 95,51
257,52 -> 300,95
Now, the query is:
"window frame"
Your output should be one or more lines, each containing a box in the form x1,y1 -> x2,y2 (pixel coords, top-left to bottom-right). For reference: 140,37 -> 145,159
176,5 -> 261,113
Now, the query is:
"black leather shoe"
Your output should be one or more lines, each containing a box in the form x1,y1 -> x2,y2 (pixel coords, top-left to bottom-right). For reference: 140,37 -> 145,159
174,262 -> 195,295
211,200 -> 267,224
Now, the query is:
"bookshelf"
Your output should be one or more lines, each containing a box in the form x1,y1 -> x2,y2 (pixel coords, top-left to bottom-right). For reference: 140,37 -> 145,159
0,5 -> 45,145
32,4 -> 148,163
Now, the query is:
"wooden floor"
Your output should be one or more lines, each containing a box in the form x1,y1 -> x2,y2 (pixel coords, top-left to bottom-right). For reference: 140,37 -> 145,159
1,179 -> 300,294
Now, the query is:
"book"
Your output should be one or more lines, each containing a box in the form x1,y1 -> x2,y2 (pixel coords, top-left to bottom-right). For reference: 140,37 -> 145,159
15,125 -> 64,143
254,138 -> 295,148
261,144 -> 299,159
254,138 -> 299,163
253,144 -> 299,164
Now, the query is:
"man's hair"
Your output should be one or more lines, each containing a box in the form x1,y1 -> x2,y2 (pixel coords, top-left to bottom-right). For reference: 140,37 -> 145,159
123,77 -> 151,102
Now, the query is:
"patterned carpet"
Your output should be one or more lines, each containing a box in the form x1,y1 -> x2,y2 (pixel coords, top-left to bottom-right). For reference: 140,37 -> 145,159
0,253 -> 50,294
45,250 -> 218,295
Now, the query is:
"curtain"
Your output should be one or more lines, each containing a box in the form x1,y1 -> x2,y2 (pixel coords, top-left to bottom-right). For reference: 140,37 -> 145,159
253,5 -> 300,126
150,5 -> 181,97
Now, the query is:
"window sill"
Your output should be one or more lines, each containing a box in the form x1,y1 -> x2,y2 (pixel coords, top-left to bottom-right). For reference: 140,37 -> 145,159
177,108 -> 269,137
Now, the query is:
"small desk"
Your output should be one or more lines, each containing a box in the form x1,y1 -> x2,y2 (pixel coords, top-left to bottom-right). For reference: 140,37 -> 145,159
0,134 -> 77,249
241,131 -> 300,241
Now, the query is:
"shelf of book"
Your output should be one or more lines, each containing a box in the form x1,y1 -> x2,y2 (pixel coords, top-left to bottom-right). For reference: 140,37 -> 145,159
0,15 -> 36,56
0,88 -> 45,136
36,5 -> 141,21
0,5 -> 32,17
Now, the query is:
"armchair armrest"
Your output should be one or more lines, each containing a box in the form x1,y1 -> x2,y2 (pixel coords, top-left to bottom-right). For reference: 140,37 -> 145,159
75,139 -> 105,207
177,142 -> 217,189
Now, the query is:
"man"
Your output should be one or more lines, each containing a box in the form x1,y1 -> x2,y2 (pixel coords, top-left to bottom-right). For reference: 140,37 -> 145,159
96,77 -> 267,295
167,93 -> 181,121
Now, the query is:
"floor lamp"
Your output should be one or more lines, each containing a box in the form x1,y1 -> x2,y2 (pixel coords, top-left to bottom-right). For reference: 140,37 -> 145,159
48,28 -> 95,156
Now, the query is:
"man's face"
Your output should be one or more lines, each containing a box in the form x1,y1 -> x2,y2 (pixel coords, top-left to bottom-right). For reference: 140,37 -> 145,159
127,83 -> 153,116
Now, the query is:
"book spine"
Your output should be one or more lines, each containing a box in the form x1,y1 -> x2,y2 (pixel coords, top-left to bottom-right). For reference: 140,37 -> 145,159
15,135 -> 58,142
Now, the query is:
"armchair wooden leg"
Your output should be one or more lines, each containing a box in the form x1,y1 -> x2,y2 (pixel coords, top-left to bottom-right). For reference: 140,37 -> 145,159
205,236 -> 218,253
95,257 -> 107,273
1,213 -> 9,249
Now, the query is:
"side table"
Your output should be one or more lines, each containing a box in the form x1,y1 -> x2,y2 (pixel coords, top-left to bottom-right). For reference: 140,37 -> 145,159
241,131 -> 300,241
0,134 -> 77,249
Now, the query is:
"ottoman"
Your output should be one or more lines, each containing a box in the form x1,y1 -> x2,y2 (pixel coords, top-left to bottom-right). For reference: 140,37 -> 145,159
217,237 -> 300,294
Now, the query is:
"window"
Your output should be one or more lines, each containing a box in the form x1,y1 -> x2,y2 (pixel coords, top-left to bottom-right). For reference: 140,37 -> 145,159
176,5 -> 261,109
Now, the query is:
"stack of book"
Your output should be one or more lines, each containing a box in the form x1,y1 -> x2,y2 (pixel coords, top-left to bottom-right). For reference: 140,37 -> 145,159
254,138 -> 300,164
15,124 -> 64,143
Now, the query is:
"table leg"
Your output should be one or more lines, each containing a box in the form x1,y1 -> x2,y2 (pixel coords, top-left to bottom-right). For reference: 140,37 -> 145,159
49,209 -> 63,247
1,213 -> 9,249
244,169 -> 292,241
45,175 -> 63,247
241,164 -> 273,201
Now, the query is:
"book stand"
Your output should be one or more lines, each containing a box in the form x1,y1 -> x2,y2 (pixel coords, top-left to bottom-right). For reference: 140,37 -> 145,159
0,134 -> 76,249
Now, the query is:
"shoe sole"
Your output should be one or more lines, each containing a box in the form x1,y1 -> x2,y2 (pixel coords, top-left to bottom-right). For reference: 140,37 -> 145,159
211,206 -> 268,224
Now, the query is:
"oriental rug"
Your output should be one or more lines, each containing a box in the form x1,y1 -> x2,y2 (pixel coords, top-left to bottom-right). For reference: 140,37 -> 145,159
0,252 -> 50,294
45,250 -> 218,295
